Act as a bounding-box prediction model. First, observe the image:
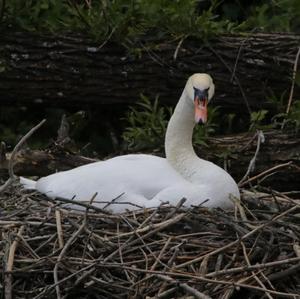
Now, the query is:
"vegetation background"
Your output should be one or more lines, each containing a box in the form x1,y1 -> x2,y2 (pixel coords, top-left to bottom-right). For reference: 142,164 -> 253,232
0,0 -> 299,156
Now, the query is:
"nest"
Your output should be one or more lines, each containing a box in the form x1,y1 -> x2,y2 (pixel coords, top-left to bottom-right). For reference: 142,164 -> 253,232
1,185 -> 300,299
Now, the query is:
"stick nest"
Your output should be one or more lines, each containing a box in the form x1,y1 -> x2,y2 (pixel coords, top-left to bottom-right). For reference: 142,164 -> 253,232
1,185 -> 300,299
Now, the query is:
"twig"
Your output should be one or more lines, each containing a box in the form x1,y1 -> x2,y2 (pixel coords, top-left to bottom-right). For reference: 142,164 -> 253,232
155,274 -> 212,299
0,119 -> 46,193
53,212 -> 88,298
15,234 -> 40,259
173,36 -> 186,60
150,237 -> 172,272
106,265 -> 300,298
260,271 -> 275,291
53,193 -> 97,297
108,213 -> 185,241
241,241 -> 274,299
73,268 -> 95,289
238,130 -> 265,186
138,41 -> 173,69
102,192 -> 126,210
34,263 -> 96,299
55,209 -> 64,249
3,172 -> 300,298
56,114 -> 70,145
66,0 -> 91,29
156,287 -> 177,298
119,214 -> 169,270
230,29 -> 258,82
285,46 -> 300,115
102,212 -> 185,273
67,217 -> 114,248
117,222 -> 133,283
294,244 -> 300,257
0,220 -> 68,227
208,45 -> 252,115
163,197 -> 186,220
97,26 -> 116,50
46,195 -> 111,214
205,257 -> 300,278
239,161 -> 293,187
5,225 -> 25,299
175,204 -> 299,269
267,263 -> 300,282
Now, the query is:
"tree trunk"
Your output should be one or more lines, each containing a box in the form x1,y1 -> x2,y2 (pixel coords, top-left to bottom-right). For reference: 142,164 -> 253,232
1,130 -> 299,191
0,31 -> 299,116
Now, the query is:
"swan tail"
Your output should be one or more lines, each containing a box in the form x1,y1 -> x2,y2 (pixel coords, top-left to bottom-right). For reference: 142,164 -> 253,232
20,177 -> 37,190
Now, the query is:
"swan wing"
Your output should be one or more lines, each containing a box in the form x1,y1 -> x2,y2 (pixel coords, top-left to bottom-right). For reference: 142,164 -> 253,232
35,154 -> 185,210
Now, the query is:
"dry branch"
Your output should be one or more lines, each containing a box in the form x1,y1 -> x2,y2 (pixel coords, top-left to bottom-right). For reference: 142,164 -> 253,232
4,225 -> 25,299
0,119 -> 46,193
0,184 -> 300,298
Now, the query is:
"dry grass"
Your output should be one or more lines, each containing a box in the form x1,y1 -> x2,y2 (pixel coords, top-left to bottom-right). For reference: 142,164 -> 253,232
1,185 -> 300,299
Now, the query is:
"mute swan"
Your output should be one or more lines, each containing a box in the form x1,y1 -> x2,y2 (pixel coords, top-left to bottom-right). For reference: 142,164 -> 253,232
20,74 -> 240,213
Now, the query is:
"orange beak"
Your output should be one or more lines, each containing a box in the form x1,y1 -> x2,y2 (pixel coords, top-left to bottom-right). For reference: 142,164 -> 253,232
194,96 -> 208,124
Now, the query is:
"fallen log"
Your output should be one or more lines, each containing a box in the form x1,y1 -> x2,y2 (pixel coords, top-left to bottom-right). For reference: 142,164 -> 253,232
1,130 -> 299,191
0,32 -> 299,116
196,130 -> 300,191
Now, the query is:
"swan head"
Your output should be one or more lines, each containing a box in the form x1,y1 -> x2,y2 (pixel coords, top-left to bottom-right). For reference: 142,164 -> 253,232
185,73 -> 215,124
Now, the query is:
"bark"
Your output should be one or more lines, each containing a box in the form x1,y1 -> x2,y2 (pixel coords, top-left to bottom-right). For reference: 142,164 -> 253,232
1,130 -> 299,191
0,31 -> 299,115
197,130 -> 300,191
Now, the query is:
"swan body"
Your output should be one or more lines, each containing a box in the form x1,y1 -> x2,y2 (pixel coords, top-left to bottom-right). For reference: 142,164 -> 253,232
20,74 -> 240,212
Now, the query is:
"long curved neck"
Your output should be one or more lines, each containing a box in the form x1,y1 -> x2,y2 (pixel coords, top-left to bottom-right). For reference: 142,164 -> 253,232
165,90 -> 202,180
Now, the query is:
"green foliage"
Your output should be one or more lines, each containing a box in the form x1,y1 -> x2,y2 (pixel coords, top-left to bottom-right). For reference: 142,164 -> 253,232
1,1 -> 300,154
2,0 -> 300,44
249,109 -> 269,131
5,0 -> 72,32
3,0 -> 300,45
223,113 -> 236,134
122,95 -> 171,151
240,0 -> 300,32
4,0 -> 300,39
266,89 -> 288,112
272,101 -> 300,133
2,0 -> 236,41
122,95 -> 219,151
265,75 -> 300,133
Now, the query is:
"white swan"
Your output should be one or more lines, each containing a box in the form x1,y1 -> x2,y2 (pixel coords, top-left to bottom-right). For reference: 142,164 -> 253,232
20,74 -> 240,213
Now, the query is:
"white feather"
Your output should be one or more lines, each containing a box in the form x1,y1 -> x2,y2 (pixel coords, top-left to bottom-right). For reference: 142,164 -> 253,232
20,177 -> 36,190
20,74 -> 240,213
